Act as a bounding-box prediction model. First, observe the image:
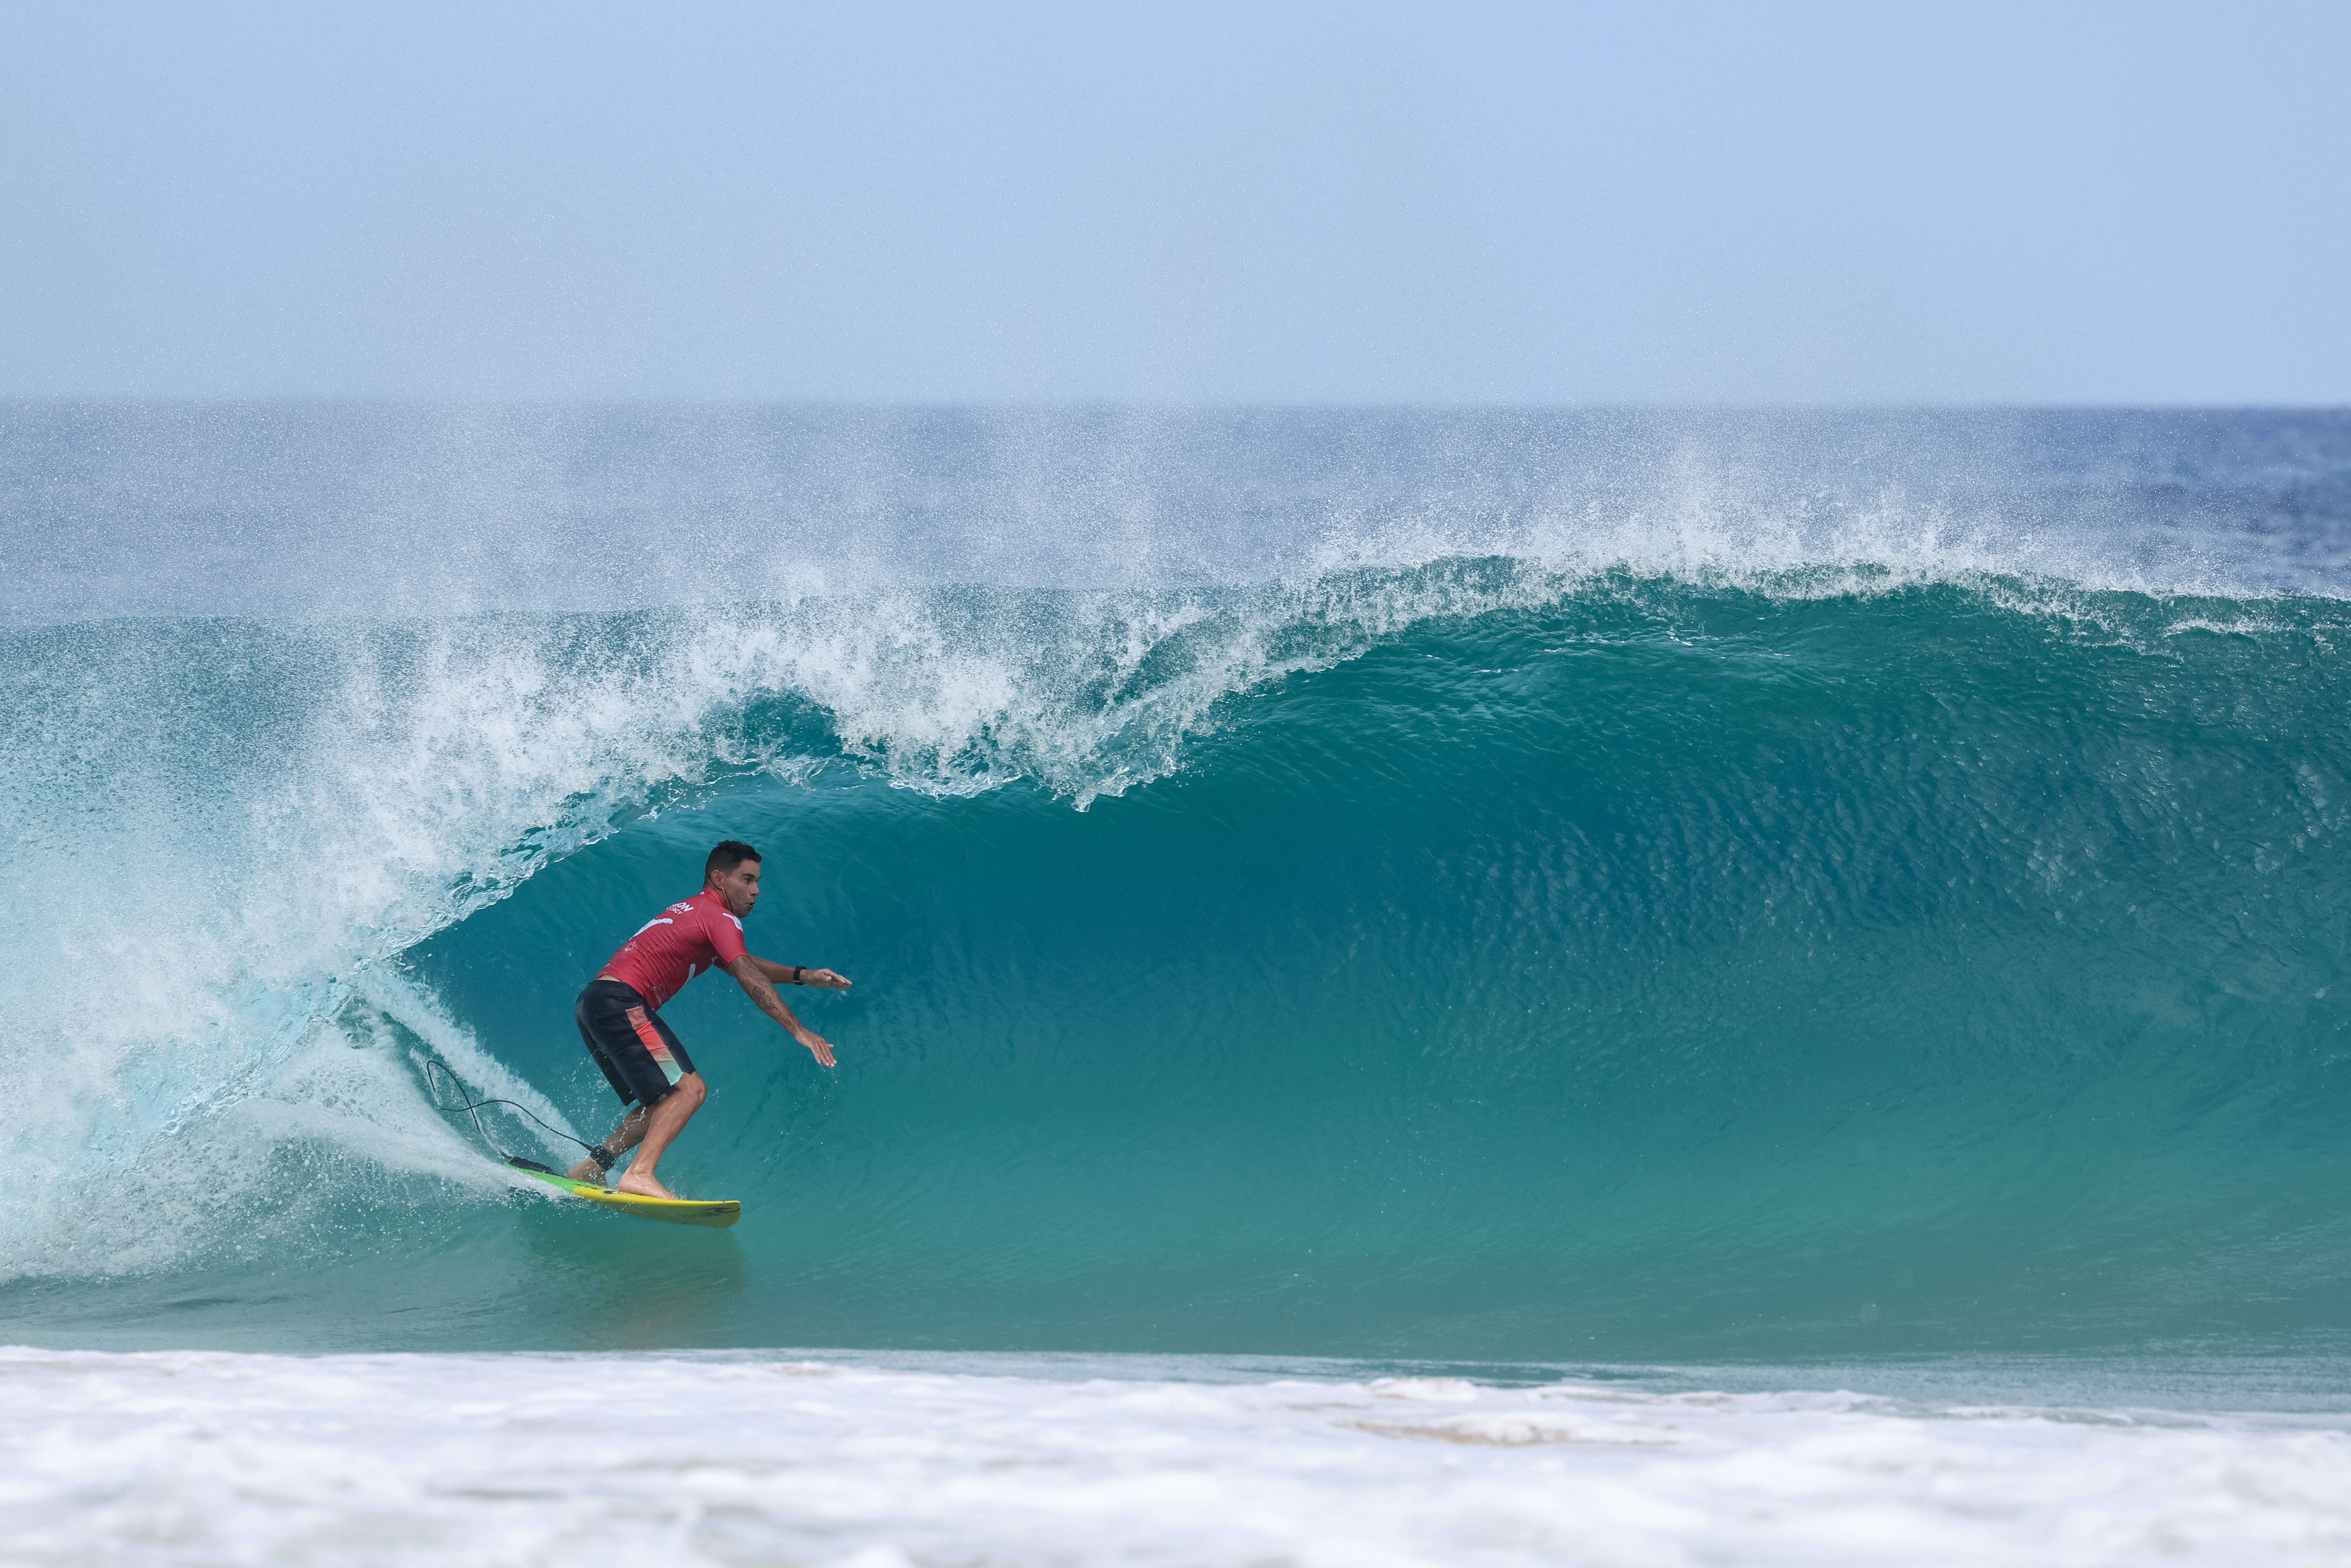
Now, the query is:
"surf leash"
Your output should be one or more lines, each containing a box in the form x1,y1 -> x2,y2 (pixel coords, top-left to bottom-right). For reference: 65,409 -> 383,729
421,1058 -> 614,1174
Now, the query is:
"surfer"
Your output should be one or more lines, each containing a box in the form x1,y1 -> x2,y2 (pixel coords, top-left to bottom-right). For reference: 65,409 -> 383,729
566,839 -> 849,1198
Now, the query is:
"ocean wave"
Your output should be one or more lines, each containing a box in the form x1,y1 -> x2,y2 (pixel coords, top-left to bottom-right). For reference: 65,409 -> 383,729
4,567 -> 2348,1358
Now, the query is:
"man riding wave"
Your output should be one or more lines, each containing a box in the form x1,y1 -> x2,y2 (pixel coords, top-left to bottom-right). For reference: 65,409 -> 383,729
568,839 -> 848,1198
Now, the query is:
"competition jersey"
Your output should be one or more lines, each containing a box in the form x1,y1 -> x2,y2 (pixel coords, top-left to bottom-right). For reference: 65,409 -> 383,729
597,889 -> 749,1010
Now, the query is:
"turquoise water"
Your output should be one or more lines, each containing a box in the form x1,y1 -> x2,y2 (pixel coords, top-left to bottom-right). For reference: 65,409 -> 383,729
5,409 -> 2348,1363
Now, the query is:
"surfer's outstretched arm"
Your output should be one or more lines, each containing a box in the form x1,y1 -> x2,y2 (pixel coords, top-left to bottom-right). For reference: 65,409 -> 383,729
725,954 -> 839,1066
747,956 -> 852,991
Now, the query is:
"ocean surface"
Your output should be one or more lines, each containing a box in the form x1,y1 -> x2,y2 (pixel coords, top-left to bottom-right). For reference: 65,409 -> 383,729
4,404 -> 2349,1563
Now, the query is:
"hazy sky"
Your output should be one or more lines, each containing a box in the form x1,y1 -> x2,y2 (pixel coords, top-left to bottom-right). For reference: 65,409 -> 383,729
4,2 -> 2344,403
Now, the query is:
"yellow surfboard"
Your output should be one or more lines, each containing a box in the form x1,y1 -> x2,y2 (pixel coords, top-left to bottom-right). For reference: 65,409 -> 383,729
503,1157 -> 741,1228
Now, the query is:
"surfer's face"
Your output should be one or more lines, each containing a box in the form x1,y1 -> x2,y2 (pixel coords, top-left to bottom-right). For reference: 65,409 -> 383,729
713,858 -> 762,918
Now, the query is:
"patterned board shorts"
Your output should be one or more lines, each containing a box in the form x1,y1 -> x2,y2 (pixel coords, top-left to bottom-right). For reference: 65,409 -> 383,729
574,978 -> 700,1107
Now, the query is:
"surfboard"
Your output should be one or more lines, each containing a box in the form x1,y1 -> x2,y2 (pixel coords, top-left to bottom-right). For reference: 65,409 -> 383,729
501,1157 -> 741,1228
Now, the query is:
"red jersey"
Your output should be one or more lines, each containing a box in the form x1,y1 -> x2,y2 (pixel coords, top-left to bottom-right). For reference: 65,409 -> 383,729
598,890 -> 749,1010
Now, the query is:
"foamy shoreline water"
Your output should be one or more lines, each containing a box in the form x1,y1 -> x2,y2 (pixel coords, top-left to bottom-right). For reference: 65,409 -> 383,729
6,1348 -> 2348,1567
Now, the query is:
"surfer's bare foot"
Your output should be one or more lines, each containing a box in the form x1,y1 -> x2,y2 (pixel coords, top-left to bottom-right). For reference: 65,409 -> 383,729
566,1157 -> 609,1184
616,1171 -> 676,1199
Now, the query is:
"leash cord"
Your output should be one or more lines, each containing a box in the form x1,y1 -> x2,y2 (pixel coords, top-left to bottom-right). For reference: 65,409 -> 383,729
421,1058 -> 599,1160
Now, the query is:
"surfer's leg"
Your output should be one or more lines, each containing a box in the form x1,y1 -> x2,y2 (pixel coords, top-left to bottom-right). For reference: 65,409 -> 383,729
566,1105 -> 649,1182
614,1074 -> 706,1199
570,984 -> 704,1192
572,983 -> 702,1182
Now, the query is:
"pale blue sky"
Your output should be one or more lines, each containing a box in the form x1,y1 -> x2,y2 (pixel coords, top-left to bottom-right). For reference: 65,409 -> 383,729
3,1 -> 2344,403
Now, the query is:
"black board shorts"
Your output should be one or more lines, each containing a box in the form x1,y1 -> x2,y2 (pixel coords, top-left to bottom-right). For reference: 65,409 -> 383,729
575,978 -> 699,1107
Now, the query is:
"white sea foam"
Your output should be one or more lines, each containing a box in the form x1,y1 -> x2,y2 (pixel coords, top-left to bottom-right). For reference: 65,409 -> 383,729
3,1349 -> 2347,1567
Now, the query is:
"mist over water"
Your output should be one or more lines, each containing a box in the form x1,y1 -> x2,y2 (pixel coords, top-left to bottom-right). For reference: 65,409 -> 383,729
9,404 -> 2349,623
4,406 -> 2349,1365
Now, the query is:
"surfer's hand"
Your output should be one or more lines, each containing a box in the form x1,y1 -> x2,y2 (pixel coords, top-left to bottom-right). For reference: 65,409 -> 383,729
803,968 -> 851,990
797,1030 -> 837,1067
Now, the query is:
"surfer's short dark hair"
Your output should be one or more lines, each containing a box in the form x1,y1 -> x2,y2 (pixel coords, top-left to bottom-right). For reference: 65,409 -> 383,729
704,840 -> 762,884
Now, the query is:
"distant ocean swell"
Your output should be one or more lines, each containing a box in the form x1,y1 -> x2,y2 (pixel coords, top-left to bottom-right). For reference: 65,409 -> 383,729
3,560 -> 2348,1357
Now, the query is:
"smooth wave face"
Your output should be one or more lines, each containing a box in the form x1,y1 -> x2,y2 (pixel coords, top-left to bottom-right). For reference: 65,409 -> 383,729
3,409 -> 2348,1360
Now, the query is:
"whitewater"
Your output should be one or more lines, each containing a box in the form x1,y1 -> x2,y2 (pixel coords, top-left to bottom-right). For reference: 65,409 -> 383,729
4,404 -> 2349,1565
